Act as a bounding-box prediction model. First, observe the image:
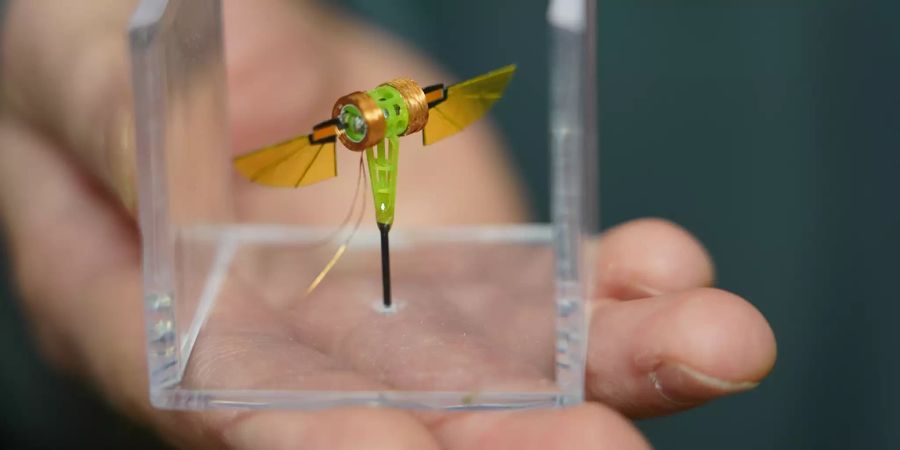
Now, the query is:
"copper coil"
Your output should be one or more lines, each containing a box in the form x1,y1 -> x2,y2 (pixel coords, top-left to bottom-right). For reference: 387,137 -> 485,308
332,91 -> 385,151
384,78 -> 429,136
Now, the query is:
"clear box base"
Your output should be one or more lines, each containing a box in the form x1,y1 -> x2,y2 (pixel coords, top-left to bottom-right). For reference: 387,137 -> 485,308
148,224 -> 582,410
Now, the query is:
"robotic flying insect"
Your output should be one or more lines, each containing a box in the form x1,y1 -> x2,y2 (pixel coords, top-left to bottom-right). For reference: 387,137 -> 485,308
233,64 -> 516,308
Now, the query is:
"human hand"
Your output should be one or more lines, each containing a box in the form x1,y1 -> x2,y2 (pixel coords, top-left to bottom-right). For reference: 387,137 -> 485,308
0,1 -> 776,448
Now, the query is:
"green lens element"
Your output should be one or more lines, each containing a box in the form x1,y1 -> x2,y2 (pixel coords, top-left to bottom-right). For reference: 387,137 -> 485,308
368,85 -> 409,137
339,104 -> 367,143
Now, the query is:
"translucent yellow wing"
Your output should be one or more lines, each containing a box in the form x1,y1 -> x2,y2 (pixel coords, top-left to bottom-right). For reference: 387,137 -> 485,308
422,64 -> 516,146
234,122 -> 338,188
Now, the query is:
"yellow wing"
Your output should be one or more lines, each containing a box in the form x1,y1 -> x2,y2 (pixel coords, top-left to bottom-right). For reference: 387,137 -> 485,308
422,64 -> 516,145
234,121 -> 339,188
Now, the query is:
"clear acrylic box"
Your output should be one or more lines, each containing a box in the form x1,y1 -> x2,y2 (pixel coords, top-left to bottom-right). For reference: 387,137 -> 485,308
129,0 -> 596,410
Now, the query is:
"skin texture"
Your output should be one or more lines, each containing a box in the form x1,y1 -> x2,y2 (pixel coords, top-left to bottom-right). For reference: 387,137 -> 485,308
0,1 -> 776,449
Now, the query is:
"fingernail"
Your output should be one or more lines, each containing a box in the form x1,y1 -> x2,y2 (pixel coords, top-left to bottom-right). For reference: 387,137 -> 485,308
628,282 -> 663,297
649,362 -> 758,404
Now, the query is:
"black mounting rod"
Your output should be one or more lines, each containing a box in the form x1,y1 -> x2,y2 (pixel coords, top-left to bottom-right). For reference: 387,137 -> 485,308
377,222 -> 392,308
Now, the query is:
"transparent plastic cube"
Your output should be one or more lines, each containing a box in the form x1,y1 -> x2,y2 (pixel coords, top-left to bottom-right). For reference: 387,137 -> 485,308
130,0 -> 596,410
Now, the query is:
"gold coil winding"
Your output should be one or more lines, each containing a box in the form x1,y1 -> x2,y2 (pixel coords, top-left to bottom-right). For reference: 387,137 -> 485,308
332,91 -> 385,151
384,78 -> 429,136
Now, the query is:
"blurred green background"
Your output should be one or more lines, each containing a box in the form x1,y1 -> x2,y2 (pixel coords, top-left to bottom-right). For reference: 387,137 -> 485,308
2,0 -> 899,448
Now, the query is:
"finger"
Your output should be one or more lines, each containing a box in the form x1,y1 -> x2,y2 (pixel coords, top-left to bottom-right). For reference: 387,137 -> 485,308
214,408 -> 440,450
427,404 -> 650,450
595,218 -> 715,300
586,287 -> 776,418
0,116 -> 146,399
1,0 -> 138,207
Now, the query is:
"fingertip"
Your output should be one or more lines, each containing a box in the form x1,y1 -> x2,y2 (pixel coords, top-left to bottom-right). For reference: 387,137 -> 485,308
640,288 -> 777,384
597,218 -> 715,299
587,287 -> 776,417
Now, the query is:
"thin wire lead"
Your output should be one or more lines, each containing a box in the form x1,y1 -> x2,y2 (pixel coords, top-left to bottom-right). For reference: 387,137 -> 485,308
307,152 -> 366,250
305,154 -> 367,295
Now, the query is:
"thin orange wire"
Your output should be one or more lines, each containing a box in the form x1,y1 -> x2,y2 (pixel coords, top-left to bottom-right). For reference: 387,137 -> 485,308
305,154 -> 368,295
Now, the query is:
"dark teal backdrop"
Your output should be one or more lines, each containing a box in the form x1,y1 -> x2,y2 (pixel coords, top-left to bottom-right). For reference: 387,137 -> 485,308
1,1 -> 898,448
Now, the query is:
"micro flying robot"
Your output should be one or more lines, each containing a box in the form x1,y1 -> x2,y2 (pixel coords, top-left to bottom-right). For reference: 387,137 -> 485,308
233,65 -> 516,308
